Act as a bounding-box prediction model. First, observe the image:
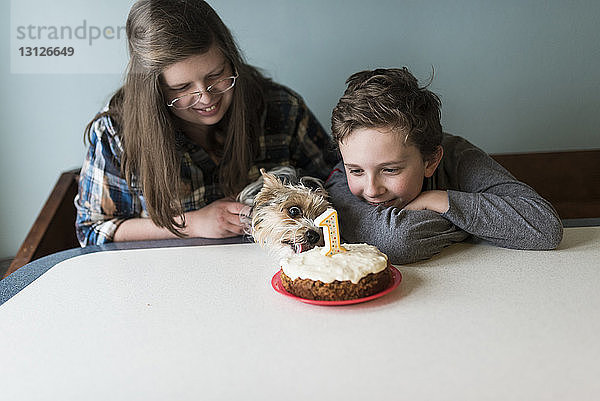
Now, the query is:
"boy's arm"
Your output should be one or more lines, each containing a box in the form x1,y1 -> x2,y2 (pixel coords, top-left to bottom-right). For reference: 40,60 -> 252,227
440,137 -> 563,250
325,165 -> 469,265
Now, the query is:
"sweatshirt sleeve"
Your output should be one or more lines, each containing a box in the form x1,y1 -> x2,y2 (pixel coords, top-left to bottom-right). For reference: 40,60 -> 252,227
440,137 -> 563,250
325,163 -> 470,265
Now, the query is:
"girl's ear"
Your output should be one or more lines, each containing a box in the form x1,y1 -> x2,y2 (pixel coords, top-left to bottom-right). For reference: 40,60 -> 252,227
424,146 -> 443,178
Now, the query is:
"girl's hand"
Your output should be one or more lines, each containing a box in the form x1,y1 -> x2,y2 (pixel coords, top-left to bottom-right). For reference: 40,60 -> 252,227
182,199 -> 251,238
403,190 -> 449,213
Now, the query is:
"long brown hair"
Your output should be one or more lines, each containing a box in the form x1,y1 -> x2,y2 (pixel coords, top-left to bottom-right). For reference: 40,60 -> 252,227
85,0 -> 267,236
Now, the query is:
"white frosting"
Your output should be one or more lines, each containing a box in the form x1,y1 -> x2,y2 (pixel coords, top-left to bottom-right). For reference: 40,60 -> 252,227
280,243 -> 388,284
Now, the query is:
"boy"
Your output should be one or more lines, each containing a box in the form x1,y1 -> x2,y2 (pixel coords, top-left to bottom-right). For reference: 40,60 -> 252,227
326,68 -> 563,264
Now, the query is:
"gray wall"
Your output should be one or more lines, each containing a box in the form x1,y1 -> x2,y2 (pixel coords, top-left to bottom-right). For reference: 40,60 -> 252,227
2,0 -> 599,258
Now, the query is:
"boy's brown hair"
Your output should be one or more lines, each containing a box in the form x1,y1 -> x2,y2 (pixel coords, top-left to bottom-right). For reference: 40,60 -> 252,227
331,67 -> 443,160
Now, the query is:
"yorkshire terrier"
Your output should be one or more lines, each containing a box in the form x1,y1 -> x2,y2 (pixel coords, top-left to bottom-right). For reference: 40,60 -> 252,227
237,167 -> 331,256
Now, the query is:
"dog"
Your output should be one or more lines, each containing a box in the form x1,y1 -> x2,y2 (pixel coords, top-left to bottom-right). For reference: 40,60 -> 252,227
237,167 -> 331,256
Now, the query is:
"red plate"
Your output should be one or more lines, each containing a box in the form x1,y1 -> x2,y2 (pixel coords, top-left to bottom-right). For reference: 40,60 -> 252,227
271,264 -> 402,306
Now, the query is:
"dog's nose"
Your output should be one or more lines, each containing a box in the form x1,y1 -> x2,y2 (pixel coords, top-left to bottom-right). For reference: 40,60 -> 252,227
306,229 -> 320,244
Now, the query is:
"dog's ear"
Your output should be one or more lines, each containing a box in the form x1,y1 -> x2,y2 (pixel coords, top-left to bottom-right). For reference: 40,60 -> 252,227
260,169 -> 285,189
300,176 -> 325,191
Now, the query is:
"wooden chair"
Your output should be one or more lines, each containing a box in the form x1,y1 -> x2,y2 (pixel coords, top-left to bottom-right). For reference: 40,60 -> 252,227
491,149 -> 600,219
4,169 -> 80,279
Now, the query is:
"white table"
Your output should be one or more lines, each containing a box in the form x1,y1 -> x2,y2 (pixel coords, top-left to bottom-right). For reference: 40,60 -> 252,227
1,226 -> 599,401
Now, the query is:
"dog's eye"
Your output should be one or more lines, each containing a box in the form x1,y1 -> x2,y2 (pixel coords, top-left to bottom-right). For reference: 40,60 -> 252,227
288,206 -> 302,218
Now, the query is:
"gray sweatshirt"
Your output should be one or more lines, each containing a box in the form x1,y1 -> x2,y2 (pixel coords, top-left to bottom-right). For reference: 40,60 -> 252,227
325,133 -> 563,265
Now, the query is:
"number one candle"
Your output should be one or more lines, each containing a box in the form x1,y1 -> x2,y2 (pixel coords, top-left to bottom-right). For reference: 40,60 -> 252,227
315,208 -> 347,256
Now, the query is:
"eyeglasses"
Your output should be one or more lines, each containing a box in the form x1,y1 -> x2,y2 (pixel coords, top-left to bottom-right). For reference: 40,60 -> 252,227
166,74 -> 238,110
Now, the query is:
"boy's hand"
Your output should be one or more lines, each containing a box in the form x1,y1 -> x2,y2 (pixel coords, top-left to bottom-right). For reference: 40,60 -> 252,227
403,190 -> 449,213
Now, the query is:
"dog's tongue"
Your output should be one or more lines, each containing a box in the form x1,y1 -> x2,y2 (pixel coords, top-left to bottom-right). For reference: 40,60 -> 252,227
293,243 -> 305,253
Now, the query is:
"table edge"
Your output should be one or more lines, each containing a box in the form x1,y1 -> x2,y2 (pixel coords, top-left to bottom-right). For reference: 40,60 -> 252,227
0,236 -> 252,306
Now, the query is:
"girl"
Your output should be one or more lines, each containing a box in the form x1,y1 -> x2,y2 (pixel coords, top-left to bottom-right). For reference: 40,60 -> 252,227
75,0 -> 337,245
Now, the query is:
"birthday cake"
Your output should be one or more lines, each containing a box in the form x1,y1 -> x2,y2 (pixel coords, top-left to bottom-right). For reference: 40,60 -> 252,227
279,243 -> 391,301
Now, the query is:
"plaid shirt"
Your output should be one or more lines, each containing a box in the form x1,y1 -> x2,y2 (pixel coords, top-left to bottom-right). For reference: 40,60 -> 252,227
75,83 -> 338,246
